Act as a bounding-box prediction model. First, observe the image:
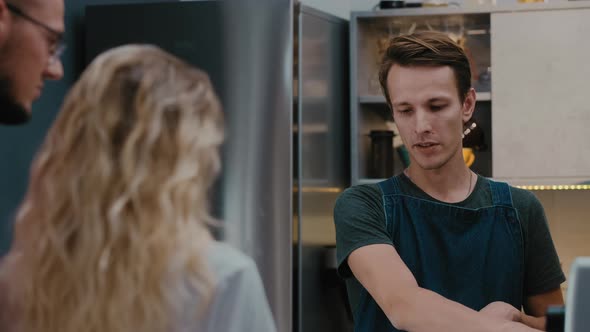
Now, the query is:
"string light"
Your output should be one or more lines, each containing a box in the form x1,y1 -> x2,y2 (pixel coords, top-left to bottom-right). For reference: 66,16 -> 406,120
516,185 -> 590,191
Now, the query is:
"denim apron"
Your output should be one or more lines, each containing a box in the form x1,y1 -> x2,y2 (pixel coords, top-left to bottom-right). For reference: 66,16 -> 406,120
353,176 -> 524,332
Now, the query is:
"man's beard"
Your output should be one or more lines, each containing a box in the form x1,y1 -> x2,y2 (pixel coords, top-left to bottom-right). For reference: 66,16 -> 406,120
0,77 -> 31,125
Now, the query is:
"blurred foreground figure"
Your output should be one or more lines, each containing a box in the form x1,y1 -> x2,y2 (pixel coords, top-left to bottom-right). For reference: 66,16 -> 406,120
0,0 -> 65,125
0,44 -> 276,332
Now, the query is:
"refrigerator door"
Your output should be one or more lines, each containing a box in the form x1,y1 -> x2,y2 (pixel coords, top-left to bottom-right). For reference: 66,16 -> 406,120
295,5 -> 351,332
222,1 -> 293,331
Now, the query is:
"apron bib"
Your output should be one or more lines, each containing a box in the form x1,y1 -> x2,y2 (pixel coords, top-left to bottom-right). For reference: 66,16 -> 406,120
353,176 -> 524,332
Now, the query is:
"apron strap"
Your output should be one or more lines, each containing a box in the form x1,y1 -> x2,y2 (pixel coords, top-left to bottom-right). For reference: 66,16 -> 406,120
488,179 -> 514,208
377,176 -> 401,230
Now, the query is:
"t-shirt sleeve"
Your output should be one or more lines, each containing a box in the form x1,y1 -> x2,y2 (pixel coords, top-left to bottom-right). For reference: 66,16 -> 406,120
334,184 -> 392,278
205,258 -> 277,332
513,188 -> 566,296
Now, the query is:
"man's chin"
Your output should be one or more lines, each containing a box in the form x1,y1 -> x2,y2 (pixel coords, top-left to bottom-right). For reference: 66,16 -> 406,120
0,98 -> 31,125
412,158 -> 448,172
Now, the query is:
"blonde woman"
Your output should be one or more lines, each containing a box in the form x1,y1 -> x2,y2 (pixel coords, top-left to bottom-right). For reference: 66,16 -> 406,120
0,44 -> 276,332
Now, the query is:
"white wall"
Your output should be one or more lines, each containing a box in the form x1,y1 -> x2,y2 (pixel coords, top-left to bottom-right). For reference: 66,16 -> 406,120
536,190 -> 590,296
351,0 -> 379,11
300,0 -> 351,19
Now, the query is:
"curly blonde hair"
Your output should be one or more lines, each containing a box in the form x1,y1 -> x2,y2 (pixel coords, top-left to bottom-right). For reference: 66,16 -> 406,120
7,44 -> 224,332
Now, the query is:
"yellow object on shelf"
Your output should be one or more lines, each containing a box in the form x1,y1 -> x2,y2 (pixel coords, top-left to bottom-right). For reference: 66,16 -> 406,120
462,147 -> 475,167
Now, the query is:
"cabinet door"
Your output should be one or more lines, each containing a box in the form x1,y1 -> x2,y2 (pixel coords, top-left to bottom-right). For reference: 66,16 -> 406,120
491,9 -> 590,185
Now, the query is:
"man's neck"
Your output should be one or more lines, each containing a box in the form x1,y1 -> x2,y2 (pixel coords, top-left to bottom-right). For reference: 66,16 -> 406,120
405,153 -> 473,203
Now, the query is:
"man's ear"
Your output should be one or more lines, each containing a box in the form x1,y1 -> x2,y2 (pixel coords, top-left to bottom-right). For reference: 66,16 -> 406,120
0,0 -> 11,45
462,88 -> 476,123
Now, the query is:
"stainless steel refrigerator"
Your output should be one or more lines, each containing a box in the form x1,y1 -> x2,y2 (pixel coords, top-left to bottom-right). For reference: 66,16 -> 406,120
85,1 -> 350,331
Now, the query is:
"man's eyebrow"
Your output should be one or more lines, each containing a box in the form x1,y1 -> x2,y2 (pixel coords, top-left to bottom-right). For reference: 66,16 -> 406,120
428,96 -> 451,103
392,101 -> 411,108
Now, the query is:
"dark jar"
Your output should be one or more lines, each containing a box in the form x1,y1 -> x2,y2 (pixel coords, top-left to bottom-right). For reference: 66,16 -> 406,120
369,130 -> 395,179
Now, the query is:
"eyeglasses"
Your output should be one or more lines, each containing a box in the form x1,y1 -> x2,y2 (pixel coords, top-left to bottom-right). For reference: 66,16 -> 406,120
6,3 -> 65,64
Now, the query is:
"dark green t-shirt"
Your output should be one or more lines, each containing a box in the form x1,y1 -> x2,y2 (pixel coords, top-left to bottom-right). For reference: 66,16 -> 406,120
334,174 -> 566,313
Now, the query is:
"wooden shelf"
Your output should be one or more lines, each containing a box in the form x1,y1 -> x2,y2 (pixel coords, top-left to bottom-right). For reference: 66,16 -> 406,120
358,95 -> 387,104
359,92 -> 491,104
356,178 -> 387,185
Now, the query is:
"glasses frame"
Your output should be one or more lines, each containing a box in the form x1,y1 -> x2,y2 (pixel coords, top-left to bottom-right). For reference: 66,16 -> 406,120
6,2 -> 65,64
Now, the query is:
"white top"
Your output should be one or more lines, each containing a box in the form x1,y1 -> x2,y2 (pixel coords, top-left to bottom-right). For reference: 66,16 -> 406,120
0,242 -> 277,332
177,241 -> 277,332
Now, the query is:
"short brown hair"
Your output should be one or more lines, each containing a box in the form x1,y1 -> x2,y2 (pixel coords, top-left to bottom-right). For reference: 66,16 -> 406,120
378,31 -> 472,107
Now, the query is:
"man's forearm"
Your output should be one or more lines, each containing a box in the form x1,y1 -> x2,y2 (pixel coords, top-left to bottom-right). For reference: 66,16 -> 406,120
385,287 -> 542,332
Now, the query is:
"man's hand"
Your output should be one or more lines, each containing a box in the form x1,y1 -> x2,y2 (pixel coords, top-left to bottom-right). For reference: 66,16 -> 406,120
481,301 -> 547,331
480,301 -> 522,322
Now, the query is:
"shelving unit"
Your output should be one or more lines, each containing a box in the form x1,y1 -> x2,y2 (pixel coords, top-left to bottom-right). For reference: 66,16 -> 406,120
350,3 -> 590,187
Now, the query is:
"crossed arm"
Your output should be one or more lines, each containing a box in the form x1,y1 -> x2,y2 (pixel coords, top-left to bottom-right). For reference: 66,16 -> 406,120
348,244 -> 553,332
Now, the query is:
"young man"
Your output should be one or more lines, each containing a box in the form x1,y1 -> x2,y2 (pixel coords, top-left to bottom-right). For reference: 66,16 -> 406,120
334,31 -> 565,332
0,0 -> 64,125
0,0 -> 64,329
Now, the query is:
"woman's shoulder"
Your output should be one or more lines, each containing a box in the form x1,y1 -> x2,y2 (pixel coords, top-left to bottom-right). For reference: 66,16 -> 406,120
202,242 -> 277,332
205,241 -> 258,280
0,251 -> 22,332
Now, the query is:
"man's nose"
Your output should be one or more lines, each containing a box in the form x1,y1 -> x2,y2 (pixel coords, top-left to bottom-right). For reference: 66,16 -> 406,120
414,109 -> 433,134
43,59 -> 64,81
